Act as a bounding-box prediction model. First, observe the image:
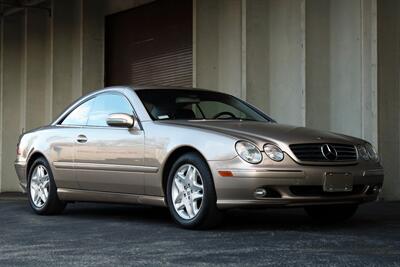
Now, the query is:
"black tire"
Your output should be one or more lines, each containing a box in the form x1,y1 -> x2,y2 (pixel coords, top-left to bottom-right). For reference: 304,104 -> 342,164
305,204 -> 358,223
166,152 -> 223,229
27,157 -> 66,215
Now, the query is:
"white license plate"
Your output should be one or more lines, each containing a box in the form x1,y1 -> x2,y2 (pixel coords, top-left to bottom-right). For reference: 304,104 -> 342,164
323,172 -> 353,192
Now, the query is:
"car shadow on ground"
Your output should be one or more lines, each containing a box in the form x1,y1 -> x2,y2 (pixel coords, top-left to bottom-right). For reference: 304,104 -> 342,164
58,201 -> 384,232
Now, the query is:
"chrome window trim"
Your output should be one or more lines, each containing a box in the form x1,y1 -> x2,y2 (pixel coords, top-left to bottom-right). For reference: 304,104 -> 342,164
53,87 -> 145,130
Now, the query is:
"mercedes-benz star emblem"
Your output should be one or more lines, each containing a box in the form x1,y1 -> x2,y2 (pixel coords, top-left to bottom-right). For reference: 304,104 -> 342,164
321,144 -> 337,160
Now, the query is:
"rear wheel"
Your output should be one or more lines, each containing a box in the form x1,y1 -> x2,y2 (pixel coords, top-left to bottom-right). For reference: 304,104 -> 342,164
27,157 -> 66,215
166,152 -> 222,229
305,204 -> 358,223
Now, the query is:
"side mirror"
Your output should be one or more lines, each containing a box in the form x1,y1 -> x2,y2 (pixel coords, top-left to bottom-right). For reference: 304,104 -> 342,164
106,113 -> 138,129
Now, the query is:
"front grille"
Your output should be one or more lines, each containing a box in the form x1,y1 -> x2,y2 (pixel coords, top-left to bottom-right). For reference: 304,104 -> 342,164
289,143 -> 357,162
289,185 -> 366,197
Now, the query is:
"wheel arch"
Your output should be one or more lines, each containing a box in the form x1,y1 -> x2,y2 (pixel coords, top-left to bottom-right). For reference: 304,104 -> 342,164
161,146 -> 211,197
26,151 -> 49,180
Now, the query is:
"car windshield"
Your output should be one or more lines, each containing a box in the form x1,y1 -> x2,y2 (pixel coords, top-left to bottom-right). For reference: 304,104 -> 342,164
135,89 -> 272,122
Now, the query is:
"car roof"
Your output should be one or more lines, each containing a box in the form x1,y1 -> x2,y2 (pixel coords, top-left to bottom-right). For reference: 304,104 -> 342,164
128,85 -> 214,92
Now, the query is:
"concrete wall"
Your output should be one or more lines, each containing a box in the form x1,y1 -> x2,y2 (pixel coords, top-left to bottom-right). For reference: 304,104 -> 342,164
25,9 -> 51,129
195,0 -> 243,97
195,0 -> 307,126
0,20 -> 2,193
378,0 -> 400,200
196,0 -> 377,135
306,0 -> 377,141
196,0 -> 376,135
246,0 -> 305,126
1,14 -> 24,192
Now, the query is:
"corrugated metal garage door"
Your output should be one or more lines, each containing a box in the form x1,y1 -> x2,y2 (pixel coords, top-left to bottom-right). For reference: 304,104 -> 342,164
105,0 -> 192,87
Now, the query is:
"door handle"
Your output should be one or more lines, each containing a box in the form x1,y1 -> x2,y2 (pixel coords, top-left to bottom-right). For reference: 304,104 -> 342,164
76,134 -> 88,143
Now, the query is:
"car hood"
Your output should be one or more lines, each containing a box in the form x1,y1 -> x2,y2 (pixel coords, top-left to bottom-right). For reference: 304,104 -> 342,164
161,120 -> 365,148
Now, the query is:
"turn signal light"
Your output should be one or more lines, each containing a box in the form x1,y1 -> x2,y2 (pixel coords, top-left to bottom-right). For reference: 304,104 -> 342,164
218,170 -> 233,177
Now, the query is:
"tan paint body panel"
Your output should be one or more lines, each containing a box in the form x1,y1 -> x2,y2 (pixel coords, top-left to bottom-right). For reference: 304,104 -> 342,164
73,127 -> 145,194
14,86 -> 384,209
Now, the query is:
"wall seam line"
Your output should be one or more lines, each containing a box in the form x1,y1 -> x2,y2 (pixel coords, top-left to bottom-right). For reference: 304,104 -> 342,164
301,0 -> 306,126
192,0 -> 197,88
0,18 -> 3,192
241,0 -> 246,100
21,10 -> 27,132
360,0 -> 365,140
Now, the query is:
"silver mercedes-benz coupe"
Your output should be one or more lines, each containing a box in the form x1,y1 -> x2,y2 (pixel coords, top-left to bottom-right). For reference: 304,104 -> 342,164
15,86 -> 384,229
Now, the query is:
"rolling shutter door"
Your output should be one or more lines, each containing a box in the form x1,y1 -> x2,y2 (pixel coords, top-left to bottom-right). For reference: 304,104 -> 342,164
105,0 -> 193,87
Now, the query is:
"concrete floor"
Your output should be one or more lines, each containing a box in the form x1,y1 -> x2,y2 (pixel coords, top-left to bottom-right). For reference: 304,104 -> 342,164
0,197 -> 399,266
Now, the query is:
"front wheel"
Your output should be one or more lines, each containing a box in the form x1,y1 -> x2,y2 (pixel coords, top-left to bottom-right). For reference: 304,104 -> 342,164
27,157 -> 66,215
166,152 -> 222,229
305,204 -> 358,223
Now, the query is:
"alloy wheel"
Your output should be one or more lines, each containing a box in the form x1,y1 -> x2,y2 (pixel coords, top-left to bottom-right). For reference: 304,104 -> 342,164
30,165 -> 50,208
171,164 -> 204,220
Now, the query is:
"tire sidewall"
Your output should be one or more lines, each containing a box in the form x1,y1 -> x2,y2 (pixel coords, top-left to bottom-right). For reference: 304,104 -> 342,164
166,153 -> 216,228
27,157 -> 57,214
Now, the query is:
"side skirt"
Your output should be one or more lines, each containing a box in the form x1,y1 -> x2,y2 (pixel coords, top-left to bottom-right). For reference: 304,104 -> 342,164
57,188 -> 166,207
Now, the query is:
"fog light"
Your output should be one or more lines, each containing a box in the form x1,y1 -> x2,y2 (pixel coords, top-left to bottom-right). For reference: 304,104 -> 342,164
372,185 -> 381,193
254,188 -> 267,197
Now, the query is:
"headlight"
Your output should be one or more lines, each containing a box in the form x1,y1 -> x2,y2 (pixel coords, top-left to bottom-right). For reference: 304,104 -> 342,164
365,143 -> 379,161
357,145 -> 369,160
357,143 -> 379,161
264,144 -> 284,161
235,141 -> 262,164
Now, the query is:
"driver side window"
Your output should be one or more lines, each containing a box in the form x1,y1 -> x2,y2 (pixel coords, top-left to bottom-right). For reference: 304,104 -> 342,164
87,93 -> 133,127
61,98 -> 95,126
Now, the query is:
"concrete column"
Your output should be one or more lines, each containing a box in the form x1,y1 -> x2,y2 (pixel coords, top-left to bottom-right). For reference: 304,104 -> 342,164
246,0 -> 306,126
82,0 -> 105,94
0,19 -> 3,193
217,0 -> 242,97
195,0 -> 243,97
25,9 -> 51,130
306,1 -> 378,140
195,0 -> 220,90
1,14 -> 25,192
51,0 -> 83,118
361,0 -> 378,147
305,0 -> 331,131
378,0 -> 400,200
306,0 -> 364,137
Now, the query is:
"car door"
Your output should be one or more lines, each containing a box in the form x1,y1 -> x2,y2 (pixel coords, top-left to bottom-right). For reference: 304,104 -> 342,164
53,97 -> 96,189
74,92 -> 145,194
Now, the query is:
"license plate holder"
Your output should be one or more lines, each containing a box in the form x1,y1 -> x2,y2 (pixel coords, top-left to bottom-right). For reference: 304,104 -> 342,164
323,172 -> 353,192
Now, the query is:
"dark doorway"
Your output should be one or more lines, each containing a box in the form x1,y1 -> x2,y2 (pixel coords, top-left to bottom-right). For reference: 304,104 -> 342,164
105,0 -> 193,87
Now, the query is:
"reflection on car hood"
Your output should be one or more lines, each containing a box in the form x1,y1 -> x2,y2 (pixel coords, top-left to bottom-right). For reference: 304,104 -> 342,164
161,120 -> 364,147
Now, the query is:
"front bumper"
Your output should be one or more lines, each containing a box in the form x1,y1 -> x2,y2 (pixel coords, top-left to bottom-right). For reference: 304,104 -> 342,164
209,156 -> 384,209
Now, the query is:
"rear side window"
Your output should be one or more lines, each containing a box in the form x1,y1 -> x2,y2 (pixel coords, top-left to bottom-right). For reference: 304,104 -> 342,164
87,93 -> 133,127
61,98 -> 95,126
